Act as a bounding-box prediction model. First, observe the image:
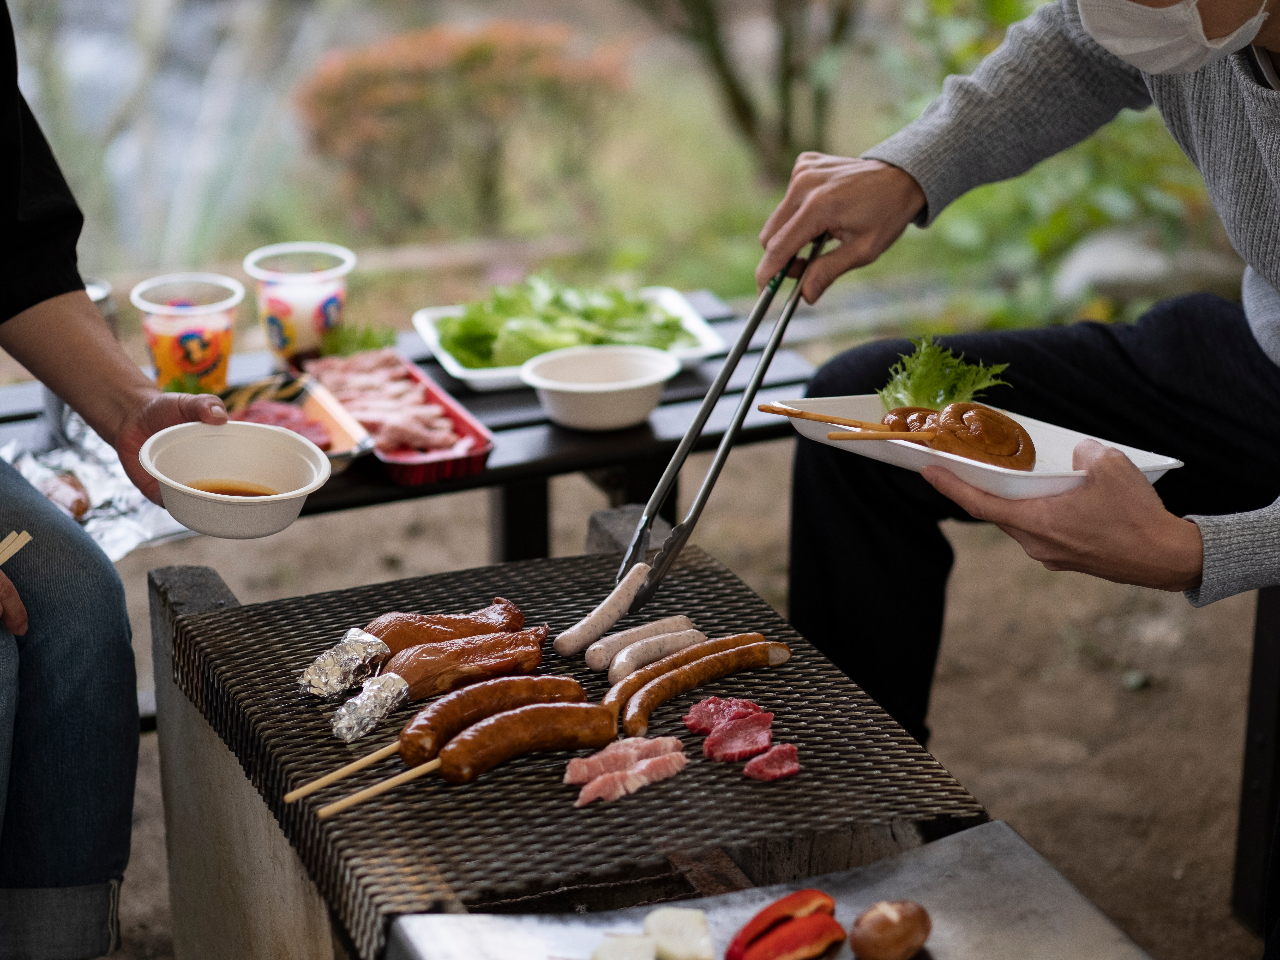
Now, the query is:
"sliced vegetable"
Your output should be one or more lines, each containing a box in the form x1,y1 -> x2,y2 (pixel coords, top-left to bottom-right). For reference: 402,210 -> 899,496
642,907 -> 713,960
435,275 -> 694,369
743,913 -> 846,960
877,335 -> 1008,411
726,889 -> 837,960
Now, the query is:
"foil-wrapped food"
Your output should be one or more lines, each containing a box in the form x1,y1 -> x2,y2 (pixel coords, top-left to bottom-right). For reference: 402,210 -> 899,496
297,629 -> 390,699
332,674 -> 410,743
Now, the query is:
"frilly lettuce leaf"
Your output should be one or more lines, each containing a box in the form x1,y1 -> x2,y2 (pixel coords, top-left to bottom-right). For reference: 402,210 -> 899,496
877,336 -> 1009,411
434,276 -> 694,369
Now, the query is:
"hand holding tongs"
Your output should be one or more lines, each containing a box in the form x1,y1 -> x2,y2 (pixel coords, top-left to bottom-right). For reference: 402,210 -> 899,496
617,234 -> 830,612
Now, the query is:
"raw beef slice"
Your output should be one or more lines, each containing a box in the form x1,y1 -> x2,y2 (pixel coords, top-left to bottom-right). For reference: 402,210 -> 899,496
703,712 -> 774,762
682,696 -> 763,735
743,744 -> 800,781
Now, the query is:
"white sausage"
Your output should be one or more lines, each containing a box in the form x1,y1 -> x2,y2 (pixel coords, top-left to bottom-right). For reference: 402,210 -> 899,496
554,563 -> 651,656
584,615 -> 697,672
607,629 -> 708,684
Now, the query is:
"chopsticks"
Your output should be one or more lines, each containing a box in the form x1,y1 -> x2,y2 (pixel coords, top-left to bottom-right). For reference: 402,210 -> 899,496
758,404 -> 935,442
0,532 -> 31,566
617,234 -> 830,614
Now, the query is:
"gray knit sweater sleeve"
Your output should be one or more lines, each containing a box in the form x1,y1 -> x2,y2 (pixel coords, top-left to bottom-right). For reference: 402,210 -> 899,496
1185,501 -> 1280,606
864,0 -> 1151,224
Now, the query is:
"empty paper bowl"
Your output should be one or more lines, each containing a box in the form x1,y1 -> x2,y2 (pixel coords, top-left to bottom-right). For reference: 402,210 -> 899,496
520,345 -> 680,431
139,421 -> 331,538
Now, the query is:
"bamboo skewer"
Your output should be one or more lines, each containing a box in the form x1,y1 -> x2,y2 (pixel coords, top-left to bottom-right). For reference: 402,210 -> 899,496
284,741 -> 400,804
827,430 -> 936,441
757,403 -> 889,432
317,758 -> 442,819
0,531 -> 31,566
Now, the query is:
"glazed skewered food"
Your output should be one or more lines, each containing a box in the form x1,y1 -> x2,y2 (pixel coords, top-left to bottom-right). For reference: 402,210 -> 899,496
284,675 -> 587,803
438,702 -> 617,783
881,401 -> 1036,471
298,598 -> 524,698
331,625 -> 547,742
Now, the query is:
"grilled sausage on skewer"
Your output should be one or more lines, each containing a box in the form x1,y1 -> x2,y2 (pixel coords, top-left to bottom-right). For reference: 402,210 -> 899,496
623,642 -> 792,738
438,702 -> 618,783
399,675 -> 585,767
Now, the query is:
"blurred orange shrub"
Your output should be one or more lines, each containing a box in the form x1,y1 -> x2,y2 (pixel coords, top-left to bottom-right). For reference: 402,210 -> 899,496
297,21 -> 627,239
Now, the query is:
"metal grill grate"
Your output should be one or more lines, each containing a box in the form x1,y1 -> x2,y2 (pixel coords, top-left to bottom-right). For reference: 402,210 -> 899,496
171,548 -> 985,960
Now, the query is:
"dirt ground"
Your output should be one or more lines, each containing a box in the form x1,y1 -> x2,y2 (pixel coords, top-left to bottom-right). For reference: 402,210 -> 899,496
109,434 -> 1264,960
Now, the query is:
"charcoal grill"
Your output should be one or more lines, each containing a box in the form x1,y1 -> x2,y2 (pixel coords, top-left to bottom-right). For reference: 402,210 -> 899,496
165,547 -> 985,959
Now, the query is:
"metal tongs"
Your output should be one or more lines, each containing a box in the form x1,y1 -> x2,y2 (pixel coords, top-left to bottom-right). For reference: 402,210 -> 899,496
617,233 -> 830,612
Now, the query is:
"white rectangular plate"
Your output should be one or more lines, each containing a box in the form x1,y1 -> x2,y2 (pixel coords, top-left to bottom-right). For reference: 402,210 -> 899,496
412,286 -> 726,392
780,395 -> 1182,499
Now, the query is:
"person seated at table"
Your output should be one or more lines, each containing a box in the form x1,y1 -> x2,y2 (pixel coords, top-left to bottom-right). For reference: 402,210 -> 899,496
759,0 -> 1280,938
0,7 -> 226,956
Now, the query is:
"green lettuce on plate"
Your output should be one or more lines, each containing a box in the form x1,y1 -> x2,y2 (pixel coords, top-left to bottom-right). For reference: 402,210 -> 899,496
877,336 -> 1009,411
435,276 -> 695,369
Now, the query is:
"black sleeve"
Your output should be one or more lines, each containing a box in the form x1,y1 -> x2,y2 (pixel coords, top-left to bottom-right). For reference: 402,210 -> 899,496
0,5 -> 84,323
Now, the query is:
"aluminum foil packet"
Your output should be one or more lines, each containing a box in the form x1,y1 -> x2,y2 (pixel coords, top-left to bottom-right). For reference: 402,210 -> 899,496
332,674 -> 409,742
298,629 -> 391,699
0,412 -> 186,562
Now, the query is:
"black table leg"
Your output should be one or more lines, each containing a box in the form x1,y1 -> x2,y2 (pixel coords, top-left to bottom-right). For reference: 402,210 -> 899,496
489,480 -> 550,562
1233,584 -> 1280,935
623,454 -> 679,526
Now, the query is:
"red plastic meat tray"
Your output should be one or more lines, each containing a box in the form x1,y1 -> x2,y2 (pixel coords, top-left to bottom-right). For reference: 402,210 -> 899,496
373,358 -> 495,486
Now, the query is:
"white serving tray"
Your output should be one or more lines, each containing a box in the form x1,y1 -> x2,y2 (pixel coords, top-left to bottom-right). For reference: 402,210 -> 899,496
412,286 -> 726,392
779,395 -> 1182,499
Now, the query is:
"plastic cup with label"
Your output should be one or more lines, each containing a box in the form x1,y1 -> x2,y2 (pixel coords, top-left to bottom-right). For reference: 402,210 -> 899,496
242,242 -> 356,366
131,273 -> 244,394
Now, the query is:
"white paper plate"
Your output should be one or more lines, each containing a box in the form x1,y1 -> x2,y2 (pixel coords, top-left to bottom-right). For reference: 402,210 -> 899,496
780,395 -> 1183,499
412,287 -> 726,393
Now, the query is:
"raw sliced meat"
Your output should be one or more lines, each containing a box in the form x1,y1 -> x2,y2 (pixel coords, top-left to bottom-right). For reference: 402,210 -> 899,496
743,743 -> 800,781
231,400 -> 331,451
682,696 -> 763,735
564,736 -> 683,785
703,712 -> 773,762
575,751 -> 688,807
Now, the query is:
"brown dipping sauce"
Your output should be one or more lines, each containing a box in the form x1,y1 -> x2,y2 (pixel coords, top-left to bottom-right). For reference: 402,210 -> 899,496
188,479 -> 279,497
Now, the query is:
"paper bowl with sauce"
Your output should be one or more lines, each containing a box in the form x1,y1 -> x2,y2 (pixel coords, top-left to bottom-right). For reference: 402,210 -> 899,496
139,421 -> 331,538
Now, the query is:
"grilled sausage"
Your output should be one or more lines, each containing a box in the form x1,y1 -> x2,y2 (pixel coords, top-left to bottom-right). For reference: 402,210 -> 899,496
607,629 -> 708,684
602,633 -> 764,720
553,563 -> 650,656
584,615 -> 697,672
399,675 -> 586,767
438,703 -> 618,784
365,598 -> 525,655
622,642 -> 792,737
383,625 -> 547,700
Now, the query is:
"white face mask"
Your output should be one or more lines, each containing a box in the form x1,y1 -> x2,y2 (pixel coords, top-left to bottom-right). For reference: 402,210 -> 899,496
1078,0 -> 1268,73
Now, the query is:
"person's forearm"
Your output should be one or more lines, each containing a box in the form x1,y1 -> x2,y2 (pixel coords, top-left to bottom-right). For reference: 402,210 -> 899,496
864,0 -> 1152,226
0,290 -> 159,448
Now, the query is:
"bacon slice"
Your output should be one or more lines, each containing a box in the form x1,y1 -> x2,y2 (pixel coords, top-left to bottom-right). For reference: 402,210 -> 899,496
563,736 -> 683,785
575,751 -> 688,807
743,743 -> 800,781
682,696 -> 763,735
703,712 -> 774,762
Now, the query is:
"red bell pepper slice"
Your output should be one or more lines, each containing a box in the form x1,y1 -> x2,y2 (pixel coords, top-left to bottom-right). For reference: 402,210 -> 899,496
742,913 -> 847,960
726,889 -> 837,960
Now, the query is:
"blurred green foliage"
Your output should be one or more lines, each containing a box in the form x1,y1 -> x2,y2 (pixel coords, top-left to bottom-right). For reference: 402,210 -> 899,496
875,0 -> 1218,327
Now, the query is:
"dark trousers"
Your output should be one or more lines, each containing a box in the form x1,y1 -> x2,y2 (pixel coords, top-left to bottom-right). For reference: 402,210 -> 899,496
789,293 -> 1280,947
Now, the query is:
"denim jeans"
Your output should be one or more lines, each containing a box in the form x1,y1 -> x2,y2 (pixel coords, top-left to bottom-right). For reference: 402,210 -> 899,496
0,459 -> 137,959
